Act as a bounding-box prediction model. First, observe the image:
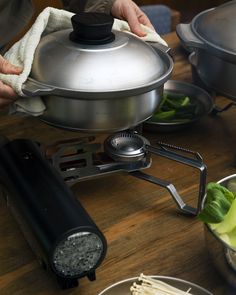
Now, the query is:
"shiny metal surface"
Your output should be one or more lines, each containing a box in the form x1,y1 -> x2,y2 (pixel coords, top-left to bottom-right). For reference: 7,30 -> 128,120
176,1 -> 236,63
104,132 -> 150,162
189,51 -> 236,100
22,28 -> 173,132
98,276 -> 212,295
203,174 -> 236,288
40,88 -> 161,132
192,1 -> 236,56
177,2 -> 236,101
30,30 -> 169,95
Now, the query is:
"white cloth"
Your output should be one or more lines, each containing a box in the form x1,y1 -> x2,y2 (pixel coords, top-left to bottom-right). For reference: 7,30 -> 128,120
0,7 -> 168,116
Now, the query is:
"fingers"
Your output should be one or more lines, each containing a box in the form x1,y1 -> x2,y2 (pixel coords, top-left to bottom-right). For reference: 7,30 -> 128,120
0,81 -> 18,99
111,0 -> 155,37
0,98 -> 16,108
0,55 -> 22,75
125,7 -> 147,37
129,2 -> 156,36
0,55 -> 21,108
138,14 -> 156,32
0,80 -> 18,108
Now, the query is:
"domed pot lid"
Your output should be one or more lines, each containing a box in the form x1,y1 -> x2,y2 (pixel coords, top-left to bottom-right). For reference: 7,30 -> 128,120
192,0 -> 236,57
26,13 -> 173,99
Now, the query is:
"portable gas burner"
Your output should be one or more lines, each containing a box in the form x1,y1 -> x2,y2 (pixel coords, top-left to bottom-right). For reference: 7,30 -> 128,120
0,131 -> 206,289
46,130 -> 207,215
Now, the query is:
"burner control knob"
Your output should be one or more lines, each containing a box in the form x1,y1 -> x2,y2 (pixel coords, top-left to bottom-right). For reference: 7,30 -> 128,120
69,12 -> 115,45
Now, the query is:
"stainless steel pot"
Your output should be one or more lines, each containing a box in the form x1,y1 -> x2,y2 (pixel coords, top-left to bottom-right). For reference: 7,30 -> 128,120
22,13 -> 173,133
202,174 -> 236,288
189,52 -> 236,114
176,1 -> 236,100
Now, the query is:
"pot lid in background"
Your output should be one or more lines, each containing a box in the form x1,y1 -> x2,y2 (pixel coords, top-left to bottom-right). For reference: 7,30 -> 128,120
192,0 -> 236,56
30,13 -> 172,96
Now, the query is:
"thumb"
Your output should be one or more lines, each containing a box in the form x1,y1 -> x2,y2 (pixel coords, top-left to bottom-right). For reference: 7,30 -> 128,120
0,55 -> 22,75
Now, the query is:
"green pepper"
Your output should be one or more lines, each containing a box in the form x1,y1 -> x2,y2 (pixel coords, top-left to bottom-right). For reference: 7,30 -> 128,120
150,91 -> 199,123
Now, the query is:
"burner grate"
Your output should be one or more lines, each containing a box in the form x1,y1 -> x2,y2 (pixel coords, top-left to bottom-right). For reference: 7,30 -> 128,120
104,132 -> 150,162
45,132 -> 207,216
45,136 -> 151,184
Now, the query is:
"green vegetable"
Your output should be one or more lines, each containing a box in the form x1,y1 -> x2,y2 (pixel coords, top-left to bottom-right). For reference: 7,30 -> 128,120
207,182 -> 235,203
221,227 -> 236,248
213,198 -> 236,234
149,91 -> 200,123
198,183 -> 233,223
152,110 -> 175,121
198,182 -> 236,249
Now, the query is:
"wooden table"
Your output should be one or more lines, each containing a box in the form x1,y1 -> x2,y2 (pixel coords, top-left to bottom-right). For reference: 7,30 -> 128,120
0,32 -> 236,295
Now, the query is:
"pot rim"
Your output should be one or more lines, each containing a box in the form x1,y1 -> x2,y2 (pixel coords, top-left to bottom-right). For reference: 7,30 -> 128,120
191,5 -> 236,62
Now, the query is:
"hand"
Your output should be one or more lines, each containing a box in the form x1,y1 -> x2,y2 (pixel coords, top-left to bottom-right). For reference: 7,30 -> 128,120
0,55 -> 22,108
111,0 -> 155,37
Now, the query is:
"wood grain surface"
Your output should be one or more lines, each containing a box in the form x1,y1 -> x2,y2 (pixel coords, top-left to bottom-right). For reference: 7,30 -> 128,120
0,32 -> 236,295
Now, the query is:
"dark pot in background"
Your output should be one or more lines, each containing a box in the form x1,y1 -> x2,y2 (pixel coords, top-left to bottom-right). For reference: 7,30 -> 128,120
176,0 -> 236,101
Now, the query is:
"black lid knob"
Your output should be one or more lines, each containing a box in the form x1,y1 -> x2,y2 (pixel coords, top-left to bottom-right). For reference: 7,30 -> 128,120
70,12 -> 115,45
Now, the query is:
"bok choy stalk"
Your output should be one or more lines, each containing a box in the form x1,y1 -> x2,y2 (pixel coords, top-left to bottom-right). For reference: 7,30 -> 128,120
198,181 -> 236,249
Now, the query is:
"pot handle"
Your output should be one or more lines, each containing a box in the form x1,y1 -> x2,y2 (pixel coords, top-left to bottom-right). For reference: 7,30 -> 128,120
22,78 -> 58,96
148,42 -> 172,55
176,23 -> 205,50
